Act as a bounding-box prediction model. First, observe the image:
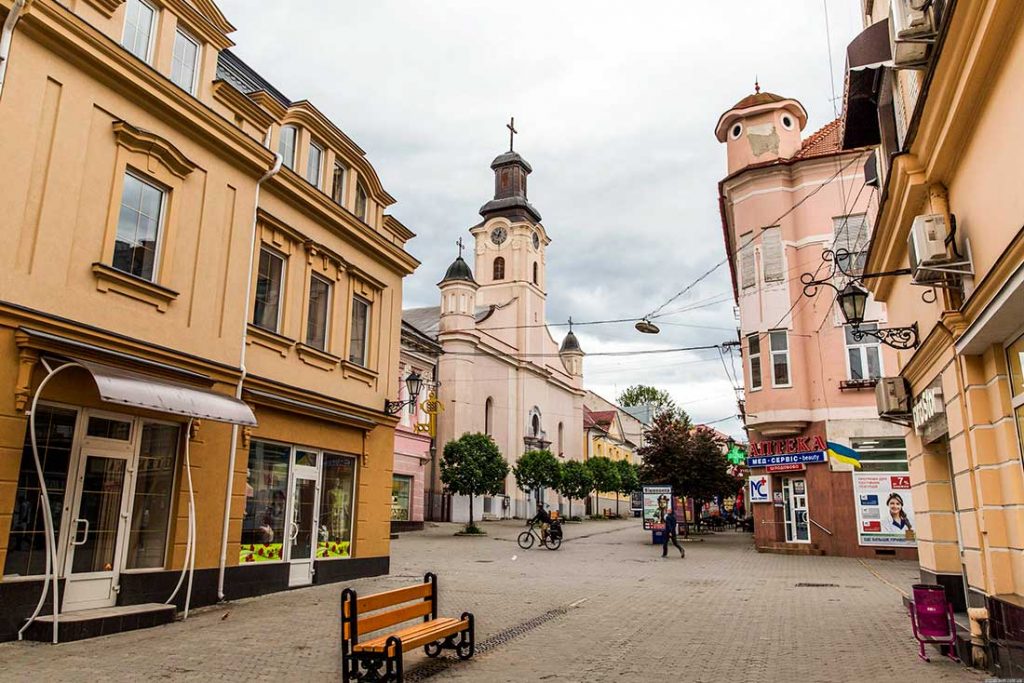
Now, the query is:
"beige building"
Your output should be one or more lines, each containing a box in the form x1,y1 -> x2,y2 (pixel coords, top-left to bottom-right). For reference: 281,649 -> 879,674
0,0 -> 416,642
842,0 -> 1024,672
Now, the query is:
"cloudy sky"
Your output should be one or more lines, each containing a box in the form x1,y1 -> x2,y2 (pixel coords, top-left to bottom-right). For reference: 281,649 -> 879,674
218,1 -> 864,437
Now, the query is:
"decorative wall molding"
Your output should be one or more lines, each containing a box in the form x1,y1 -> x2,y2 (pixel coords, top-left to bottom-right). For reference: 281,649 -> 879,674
113,120 -> 197,179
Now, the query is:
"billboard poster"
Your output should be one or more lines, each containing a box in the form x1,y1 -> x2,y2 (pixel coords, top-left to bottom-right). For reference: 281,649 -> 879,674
854,473 -> 916,547
748,474 -> 771,503
642,485 -> 672,530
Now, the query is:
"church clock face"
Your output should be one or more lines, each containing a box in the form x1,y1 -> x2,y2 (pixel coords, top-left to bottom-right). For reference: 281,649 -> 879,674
532,231 -> 540,249
490,226 -> 508,245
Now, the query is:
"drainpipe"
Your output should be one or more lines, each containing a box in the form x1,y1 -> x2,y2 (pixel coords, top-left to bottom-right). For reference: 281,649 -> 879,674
217,152 -> 282,602
0,0 -> 31,101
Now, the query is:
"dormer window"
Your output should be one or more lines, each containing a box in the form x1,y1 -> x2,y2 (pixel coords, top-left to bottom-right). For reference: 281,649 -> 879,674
331,161 -> 347,206
306,141 -> 323,188
122,0 -> 157,64
493,257 -> 505,280
355,182 -> 368,222
170,29 -> 201,95
278,125 -> 297,170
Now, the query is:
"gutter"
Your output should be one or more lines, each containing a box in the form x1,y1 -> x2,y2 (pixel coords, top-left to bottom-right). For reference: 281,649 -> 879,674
0,0 -> 31,100
217,151 -> 283,602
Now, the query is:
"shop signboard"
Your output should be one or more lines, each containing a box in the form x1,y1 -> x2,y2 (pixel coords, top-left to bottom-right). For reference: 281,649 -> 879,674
746,435 -> 829,468
747,451 -> 827,468
765,463 -> 807,473
854,473 -> 917,547
913,380 -> 948,444
642,485 -> 672,530
748,474 -> 771,503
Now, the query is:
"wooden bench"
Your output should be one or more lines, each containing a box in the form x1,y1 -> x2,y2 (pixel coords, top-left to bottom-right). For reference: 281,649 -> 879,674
341,572 -> 474,682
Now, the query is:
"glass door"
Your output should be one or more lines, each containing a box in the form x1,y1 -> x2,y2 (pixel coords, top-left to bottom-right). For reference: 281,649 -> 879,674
783,477 -> 811,544
287,450 -> 320,587
62,450 -> 132,611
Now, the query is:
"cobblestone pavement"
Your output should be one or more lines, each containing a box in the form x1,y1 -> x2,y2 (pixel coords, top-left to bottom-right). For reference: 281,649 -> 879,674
0,520 -> 984,682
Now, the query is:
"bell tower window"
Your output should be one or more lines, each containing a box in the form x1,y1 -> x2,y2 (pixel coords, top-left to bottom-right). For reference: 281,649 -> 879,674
532,262 -> 539,285
493,257 -> 505,281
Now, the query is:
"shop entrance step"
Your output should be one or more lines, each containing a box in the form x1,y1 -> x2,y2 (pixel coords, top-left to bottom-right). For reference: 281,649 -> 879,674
23,602 -> 176,642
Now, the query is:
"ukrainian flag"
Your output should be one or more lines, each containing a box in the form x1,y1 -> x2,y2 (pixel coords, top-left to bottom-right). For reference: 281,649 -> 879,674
827,441 -> 862,469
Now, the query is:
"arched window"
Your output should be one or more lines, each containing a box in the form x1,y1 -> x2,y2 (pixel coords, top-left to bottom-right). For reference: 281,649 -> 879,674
531,413 -> 541,438
558,422 -> 564,456
493,257 -> 505,280
485,397 -> 494,436
532,262 -> 539,284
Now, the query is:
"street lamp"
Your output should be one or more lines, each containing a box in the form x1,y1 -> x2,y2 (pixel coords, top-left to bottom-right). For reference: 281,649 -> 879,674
635,319 -> 660,334
837,282 -> 869,326
385,370 -> 424,416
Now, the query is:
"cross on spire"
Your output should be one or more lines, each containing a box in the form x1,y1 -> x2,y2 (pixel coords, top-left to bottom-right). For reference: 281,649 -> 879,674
506,116 -> 517,152
754,77 -> 760,94
456,237 -> 465,259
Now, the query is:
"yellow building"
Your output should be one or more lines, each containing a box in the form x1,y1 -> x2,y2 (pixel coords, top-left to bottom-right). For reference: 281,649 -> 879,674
842,0 -> 1024,671
583,404 -> 637,516
0,0 -> 417,642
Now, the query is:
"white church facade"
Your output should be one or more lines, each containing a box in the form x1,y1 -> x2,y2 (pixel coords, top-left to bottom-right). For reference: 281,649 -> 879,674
404,147 -> 585,522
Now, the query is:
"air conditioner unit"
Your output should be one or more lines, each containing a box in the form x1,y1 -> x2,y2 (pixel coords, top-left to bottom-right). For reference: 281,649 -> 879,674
908,213 -> 949,283
876,377 -> 910,417
890,0 -> 937,68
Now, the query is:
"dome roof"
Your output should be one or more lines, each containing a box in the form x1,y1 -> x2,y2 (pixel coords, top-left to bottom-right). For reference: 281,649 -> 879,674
441,255 -> 475,284
559,330 -> 583,354
730,91 -> 787,111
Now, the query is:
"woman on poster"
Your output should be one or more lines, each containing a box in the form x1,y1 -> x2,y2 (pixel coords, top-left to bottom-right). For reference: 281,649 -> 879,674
883,492 -> 913,533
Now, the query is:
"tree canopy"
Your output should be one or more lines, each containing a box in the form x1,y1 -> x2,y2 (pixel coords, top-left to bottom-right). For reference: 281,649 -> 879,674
441,432 -> 509,529
616,384 -> 679,418
556,460 -> 593,519
616,459 -> 640,497
513,449 -> 562,501
587,456 -> 621,496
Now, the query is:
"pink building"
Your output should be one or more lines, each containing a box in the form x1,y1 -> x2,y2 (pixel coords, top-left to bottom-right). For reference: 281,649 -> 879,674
391,321 -> 441,531
716,87 -> 915,559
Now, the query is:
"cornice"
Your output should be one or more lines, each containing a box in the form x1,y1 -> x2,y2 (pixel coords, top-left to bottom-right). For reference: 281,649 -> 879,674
21,0 -> 274,177
242,374 -> 386,429
384,214 -> 415,243
959,224 -> 1024,326
81,0 -> 121,17
187,0 -> 236,35
900,321 -> 954,390
211,80 -> 274,134
162,0 -> 234,51
248,90 -> 287,120
112,120 -> 197,178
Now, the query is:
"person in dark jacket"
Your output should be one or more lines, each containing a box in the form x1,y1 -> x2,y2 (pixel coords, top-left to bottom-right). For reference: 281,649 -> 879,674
662,509 -> 685,558
529,503 -> 552,541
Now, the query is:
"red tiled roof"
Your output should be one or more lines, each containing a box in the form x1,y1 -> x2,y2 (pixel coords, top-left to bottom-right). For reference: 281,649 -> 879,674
730,91 -> 787,111
794,118 -> 843,159
583,408 -> 617,431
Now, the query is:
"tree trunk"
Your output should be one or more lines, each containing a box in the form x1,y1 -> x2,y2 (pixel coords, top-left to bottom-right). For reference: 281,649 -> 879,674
468,494 -> 475,530
568,498 -> 572,520
615,493 -> 620,517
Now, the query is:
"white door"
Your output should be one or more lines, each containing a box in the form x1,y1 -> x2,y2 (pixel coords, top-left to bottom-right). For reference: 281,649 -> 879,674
783,477 -> 811,544
287,450 -> 321,587
62,444 -> 133,611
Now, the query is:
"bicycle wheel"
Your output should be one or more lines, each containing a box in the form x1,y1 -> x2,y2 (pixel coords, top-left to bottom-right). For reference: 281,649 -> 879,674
517,531 -> 535,549
544,535 -> 562,550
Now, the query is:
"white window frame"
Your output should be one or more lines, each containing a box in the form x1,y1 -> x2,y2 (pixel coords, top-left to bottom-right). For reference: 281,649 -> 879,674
738,232 -> 756,289
305,273 -> 332,351
355,182 -> 368,222
331,160 -> 347,206
115,170 -> 167,283
170,27 -> 201,95
844,324 -> 884,381
279,125 -> 297,170
769,329 -> 791,388
306,141 -> 324,189
253,246 -> 286,333
122,0 -> 158,64
747,333 -> 762,392
761,226 -> 784,283
349,295 -> 371,367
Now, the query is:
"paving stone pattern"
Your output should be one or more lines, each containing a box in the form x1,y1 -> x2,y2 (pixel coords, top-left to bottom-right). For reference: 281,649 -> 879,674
0,520 -> 984,682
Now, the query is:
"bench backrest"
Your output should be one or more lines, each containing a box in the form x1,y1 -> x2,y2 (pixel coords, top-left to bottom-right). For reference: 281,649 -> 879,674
341,573 -> 438,644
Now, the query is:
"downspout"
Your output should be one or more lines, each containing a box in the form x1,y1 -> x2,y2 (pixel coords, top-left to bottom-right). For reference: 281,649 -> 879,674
217,152 -> 282,602
0,0 -> 30,101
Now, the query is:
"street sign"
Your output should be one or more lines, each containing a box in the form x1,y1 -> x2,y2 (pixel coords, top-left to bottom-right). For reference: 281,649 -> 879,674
746,451 -> 827,468
765,463 -> 807,473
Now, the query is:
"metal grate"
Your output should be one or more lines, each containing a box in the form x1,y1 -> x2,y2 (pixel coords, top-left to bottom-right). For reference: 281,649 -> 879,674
794,582 -> 840,588
404,606 -> 570,681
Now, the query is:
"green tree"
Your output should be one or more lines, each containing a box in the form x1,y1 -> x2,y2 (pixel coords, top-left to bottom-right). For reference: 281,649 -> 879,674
441,433 -> 509,532
513,449 -> 562,504
556,460 -> 593,520
616,384 -> 678,418
587,456 -> 621,517
637,412 -> 742,524
615,459 -> 640,517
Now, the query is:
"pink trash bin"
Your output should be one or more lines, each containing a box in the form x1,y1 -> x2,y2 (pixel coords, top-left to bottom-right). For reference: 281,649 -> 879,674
908,584 -> 960,663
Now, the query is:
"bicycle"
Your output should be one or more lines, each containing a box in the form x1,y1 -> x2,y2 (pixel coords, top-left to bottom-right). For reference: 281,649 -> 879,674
517,520 -> 562,550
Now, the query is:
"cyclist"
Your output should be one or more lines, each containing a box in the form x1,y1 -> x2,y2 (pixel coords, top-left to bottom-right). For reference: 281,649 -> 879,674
527,502 -> 552,542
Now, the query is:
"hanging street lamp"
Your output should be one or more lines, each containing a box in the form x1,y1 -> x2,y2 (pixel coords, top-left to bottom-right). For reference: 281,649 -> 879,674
385,370 -> 425,415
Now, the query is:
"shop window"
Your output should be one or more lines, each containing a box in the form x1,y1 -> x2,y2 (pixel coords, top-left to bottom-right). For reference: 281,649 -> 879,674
320,453 -> 356,558
125,423 -> 180,569
122,0 -> 157,63
331,161 -> 347,206
769,330 -> 790,387
113,172 -> 165,282
87,414 -> 132,441
349,295 -> 370,366
747,334 -> 762,391
253,247 -> 285,333
3,406 -> 78,578
845,324 -> 882,380
851,437 -> 908,472
240,440 -> 290,563
170,29 -> 200,95
305,274 -> 332,351
306,141 -> 324,188
392,475 -> 413,522
278,125 -> 297,170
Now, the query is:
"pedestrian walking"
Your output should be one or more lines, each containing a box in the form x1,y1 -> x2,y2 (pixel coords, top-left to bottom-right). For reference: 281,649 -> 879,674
662,509 -> 685,558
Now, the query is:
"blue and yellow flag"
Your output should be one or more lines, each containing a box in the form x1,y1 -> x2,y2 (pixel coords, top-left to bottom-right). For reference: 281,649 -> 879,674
826,441 -> 862,469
